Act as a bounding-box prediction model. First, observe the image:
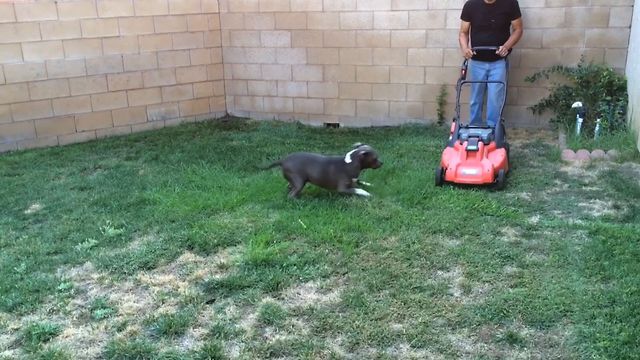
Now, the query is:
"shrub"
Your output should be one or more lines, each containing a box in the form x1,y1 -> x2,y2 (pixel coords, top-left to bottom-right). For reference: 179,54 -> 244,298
525,57 -> 628,135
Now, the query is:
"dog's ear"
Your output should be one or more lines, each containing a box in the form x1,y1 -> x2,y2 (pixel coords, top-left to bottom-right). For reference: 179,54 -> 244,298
352,142 -> 364,149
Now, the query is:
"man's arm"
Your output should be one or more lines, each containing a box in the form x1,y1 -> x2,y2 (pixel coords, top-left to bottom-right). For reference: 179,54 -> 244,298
497,18 -> 523,57
459,20 -> 474,59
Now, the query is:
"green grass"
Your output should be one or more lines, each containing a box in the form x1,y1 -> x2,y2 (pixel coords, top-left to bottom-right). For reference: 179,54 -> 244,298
1,118 -> 639,359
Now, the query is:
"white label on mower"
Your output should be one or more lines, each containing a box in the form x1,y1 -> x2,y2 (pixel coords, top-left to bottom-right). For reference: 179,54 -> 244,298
461,168 -> 479,176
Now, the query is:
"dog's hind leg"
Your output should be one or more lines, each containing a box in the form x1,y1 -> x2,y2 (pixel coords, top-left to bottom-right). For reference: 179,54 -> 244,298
340,188 -> 371,197
285,173 -> 306,198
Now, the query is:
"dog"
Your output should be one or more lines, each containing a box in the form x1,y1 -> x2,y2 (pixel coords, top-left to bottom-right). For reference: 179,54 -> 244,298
265,143 -> 383,198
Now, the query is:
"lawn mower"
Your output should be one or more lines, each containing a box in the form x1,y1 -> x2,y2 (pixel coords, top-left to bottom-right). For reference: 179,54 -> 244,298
435,46 -> 510,190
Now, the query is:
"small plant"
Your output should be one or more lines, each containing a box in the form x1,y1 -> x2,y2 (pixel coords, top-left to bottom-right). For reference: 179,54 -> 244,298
436,84 -> 449,126
89,297 -> 117,321
74,238 -> 99,252
100,220 -> 125,237
257,302 -> 288,327
21,322 -> 62,348
147,309 -> 195,337
103,338 -> 157,360
525,57 -> 628,135
194,341 -> 227,360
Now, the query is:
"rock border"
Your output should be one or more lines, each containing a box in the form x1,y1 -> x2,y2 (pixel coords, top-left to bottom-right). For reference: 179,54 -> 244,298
558,130 -> 619,164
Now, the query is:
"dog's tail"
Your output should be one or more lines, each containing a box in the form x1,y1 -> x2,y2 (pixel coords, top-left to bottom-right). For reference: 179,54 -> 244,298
260,160 -> 282,170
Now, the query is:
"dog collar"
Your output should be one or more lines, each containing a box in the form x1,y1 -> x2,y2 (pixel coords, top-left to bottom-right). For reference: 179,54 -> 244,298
344,149 -> 358,163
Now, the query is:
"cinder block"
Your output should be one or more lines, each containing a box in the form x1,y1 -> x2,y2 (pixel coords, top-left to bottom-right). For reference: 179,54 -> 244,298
325,65 -> 356,82
373,48 -> 407,65
211,48 -> 223,63
70,76 -> 109,96
52,95 -> 92,116
357,66 -> 390,83
290,0 -> 322,11
358,0 -> 391,11
260,0 -> 290,12
154,15 -> 188,33
170,0 -> 202,14
4,63 -> 47,83
202,0 -> 220,13
0,121 -> 36,143
179,98 -> 210,116
610,6 -> 633,27
96,125 -> 132,138
190,48 -> 212,65
29,79 -> 71,100
308,82 -> 339,98
391,30 -> 426,47
586,28 -> 630,48
542,29 -> 585,48
207,64 -> 224,80
0,105 -> 10,124
176,65 -> 208,84
35,116 -> 76,137
128,87 -> 162,106
58,130 -> 97,146
408,48 -> 443,66
229,64 -> 262,80
292,65 -> 323,81
374,11 -> 409,29
147,102 -> 179,121
275,13 -> 307,30
523,8 -> 566,29
97,0 -> 134,17
409,10 -> 447,29
86,55 -> 124,75
294,98 -> 323,114
18,136 -> 60,150
143,68 -> 177,87
390,101 -> 423,118
158,50 -> 190,68
277,81 -> 307,97
226,80 -> 248,96
208,13 -> 221,30
162,84 -> 194,101
276,48 -> 307,65
244,13 -> 275,30
22,41 -> 64,62
0,3 -> 15,23
0,83 -> 30,105
0,23 -> 41,44
0,66 -> 4,85
261,64 -> 290,81
324,30 -> 357,48
57,1 -> 97,20
390,66 -> 424,84
11,100 -> 54,121
91,91 -> 129,111
263,97 -> 293,113
119,17 -> 155,35
340,83 -> 372,100
132,119 -> 165,132
81,19 -> 119,38
308,13 -> 340,30
565,7 -> 609,28
75,111 -> 113,131
172,32 -> 204,50
134,0 -> 169,16
41,21 -> 82,40
209,96 -> 225,112
247,80 -> 277,96
63,39 -> 103,59
124,53 -> 159,71
187,14 -> 209,31
103,36 -> 140,55
0,44 -> 22,63
325,99 -> 355,116
325,0 -> 357,11
14,2 -> 57,22
112,106 -> 148,126
204,30 -> 222,47
261,31 -> 292,47
341,48 -> 373,65
235,96 -> 264,112
341,12 -> 373,30
292,30 -> 323,48
357,100 -> 389,117
373,83 -> 406,101
193,81 -> 215,98
108,72 -> 144,91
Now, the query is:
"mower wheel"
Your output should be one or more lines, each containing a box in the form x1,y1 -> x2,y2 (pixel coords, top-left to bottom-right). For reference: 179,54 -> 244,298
435,167 -> 445,187
495,169 -> 506,190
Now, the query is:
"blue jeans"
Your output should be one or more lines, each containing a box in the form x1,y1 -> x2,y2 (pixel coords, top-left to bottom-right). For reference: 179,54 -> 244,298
469,59 -> 508,127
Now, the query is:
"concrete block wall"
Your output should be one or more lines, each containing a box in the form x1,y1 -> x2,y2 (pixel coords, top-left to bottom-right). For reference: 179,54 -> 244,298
0,0 -> 224,152
219,0 -> 634,129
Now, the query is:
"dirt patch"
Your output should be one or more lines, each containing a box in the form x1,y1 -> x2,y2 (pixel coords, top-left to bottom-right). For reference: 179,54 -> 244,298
281,279 -> 344,309
24,202 -> 43,214
499,226 -> 521,243
508,129 -> 557,146
578,199 -> 617,218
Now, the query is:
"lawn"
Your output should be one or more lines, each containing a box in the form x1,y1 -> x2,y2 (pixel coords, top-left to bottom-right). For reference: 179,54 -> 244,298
1,119 -> 639,359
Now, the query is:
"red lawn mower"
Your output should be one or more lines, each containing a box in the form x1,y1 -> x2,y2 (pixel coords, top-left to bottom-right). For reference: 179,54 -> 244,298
435,46 -> 510,190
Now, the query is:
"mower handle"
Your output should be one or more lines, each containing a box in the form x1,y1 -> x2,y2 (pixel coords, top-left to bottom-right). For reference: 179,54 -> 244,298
459,47 -> 502,81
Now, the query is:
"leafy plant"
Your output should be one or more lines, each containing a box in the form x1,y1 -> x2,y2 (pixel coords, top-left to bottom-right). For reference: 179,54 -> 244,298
21,322 -> 62,348
89,297 -> 117,321
525,57 -> 628,135
436,84 -> 449,126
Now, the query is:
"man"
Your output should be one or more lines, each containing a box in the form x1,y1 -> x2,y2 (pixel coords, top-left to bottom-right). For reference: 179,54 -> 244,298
459,0 -> 523,127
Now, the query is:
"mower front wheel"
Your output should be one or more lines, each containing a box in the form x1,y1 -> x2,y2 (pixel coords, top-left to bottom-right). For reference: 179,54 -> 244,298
435,167 -> 445,187
495,169 -> 506,190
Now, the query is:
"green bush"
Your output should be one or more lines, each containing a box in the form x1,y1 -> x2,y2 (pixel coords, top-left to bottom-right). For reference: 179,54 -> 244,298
525,57 -> 628,135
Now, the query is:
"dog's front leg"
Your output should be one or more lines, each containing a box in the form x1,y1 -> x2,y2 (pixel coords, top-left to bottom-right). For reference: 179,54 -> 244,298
351,178 -> 373,187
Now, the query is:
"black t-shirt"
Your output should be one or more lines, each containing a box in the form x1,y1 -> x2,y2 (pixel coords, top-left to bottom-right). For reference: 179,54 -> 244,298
461,0 -> 522,62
